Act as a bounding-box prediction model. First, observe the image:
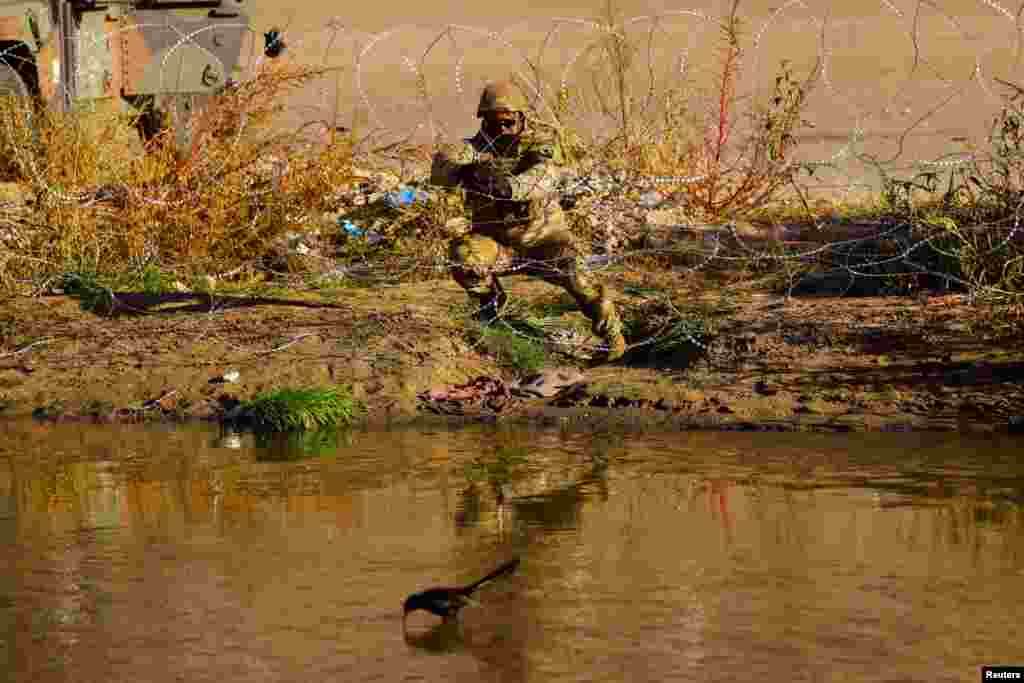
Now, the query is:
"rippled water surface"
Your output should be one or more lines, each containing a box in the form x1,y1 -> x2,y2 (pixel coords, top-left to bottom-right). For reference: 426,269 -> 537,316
1,420 -> 1022,682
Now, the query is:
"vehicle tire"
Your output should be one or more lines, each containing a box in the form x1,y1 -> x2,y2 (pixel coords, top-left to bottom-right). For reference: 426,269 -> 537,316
0,60 -> 28,98
132,93 -> 217,153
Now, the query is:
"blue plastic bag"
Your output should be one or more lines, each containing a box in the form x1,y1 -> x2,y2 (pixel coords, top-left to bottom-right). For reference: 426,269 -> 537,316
339,219 -> 383,244
341,219 -> 363,237
385,187 -> 430,208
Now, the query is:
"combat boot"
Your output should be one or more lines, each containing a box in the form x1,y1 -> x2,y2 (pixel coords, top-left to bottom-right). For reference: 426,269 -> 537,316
595,312 -> 627,364
581,291 -> 626,364
472,284 -> 509,324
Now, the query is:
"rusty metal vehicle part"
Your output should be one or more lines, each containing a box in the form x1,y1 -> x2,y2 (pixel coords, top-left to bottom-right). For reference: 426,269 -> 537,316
0,0 -> 273,148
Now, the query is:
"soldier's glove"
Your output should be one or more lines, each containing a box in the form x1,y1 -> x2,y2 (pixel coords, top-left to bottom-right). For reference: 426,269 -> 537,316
457,163 -> 513,200
512,149 -> 546,175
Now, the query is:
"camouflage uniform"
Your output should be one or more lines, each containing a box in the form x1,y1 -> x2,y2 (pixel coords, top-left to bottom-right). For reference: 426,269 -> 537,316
431,81 -> 626,362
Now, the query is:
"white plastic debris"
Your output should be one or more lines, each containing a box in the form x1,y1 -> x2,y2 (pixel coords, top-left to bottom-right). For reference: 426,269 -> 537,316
638,191 -> 664,208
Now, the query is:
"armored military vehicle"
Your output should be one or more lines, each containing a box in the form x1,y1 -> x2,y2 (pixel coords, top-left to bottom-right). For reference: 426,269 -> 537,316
0,0 -> 266,146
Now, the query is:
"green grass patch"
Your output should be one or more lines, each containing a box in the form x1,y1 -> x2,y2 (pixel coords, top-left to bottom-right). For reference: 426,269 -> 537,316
526,296 -> 582,318
81,399 -> 116,419
648,316 -> 714,356
619,291 -> 721,358
60,270 -> 116,314
140,265 -> 175,296
462,446 -> 530,488
58,264 -> 181,312
254,428 -> 355,460
32,400 -> 67,420
471,322 -> 550,375
237,385 -> 364,432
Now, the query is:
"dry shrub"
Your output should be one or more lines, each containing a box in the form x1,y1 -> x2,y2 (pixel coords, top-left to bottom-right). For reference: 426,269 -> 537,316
1,96 -> 144,187
0,61 -> 361,293
529,0 -> 816,224
1,3 -> 821,295
334,186 -> 464,274
675,16 -> 814,220
944,81 -> 1024,299
872,79 -> 1024,301
0,97 -> 36,180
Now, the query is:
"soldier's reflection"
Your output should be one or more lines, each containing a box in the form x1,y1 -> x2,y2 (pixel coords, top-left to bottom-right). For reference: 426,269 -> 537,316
706,478 -> 734,544
455,453 -> 609,535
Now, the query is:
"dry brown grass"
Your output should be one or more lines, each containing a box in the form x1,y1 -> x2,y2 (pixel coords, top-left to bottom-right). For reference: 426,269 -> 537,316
0,61 -> 366,293
0,0 -> 822,296
1,1 -> 1018,315
527,0 -> 817,223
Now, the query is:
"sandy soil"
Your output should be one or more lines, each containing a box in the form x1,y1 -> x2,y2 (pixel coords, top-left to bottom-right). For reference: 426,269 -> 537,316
1,274 -> 1021,433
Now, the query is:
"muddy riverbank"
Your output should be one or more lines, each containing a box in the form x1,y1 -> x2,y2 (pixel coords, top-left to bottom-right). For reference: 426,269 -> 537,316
2,275 -> 1022,434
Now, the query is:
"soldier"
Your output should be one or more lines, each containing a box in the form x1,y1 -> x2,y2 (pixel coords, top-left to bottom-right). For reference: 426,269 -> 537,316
431,80 -> 626,363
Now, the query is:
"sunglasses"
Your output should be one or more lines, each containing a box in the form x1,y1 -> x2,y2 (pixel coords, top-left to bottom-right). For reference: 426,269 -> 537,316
488,117 -> 520,130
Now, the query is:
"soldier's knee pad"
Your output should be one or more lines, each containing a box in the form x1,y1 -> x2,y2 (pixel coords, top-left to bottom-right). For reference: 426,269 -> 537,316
579,285 -> 621,327
448,234 -> 502,270
573,281 -> 607,309
449,234 -> 502,296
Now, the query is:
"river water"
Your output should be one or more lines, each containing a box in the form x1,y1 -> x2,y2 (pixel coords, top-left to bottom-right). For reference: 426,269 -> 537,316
0,419 -> 1021,682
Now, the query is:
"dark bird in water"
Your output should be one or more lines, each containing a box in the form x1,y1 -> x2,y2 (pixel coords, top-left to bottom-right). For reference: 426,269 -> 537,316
263,29 -> 286,59
403,558 -> 520,624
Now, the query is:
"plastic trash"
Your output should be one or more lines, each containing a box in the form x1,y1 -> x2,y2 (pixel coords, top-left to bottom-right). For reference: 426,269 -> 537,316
702,228 -> 727,246
215,431 -> 244,449
584,255 -> 613,271
638,191 -> 664,209
321,267 -> 348,281
339,218 -> 384,245
385,186 -> 430,208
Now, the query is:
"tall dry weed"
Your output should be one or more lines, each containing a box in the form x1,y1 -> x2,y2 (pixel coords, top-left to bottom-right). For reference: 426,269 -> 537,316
679,4 -> 815,220
0,61 -> 361,294
873,79 -> 1024,301
530,0 -> 816,223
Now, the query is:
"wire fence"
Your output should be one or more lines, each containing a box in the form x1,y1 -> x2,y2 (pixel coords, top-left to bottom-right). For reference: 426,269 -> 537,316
1,2 -> 1023,358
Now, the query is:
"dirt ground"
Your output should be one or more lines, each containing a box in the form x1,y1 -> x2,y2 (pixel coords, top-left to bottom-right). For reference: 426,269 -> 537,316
2,273 -> 1021,433
3,5 -> 1023,433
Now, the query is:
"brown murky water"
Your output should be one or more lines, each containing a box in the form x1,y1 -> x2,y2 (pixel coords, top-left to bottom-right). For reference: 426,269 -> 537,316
1,419 -> 1022,682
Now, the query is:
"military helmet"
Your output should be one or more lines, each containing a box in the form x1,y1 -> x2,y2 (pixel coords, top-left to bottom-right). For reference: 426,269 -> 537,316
476,81 -> 529,117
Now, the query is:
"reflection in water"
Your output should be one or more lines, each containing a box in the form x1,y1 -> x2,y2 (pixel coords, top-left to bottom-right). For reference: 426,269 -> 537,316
0,420 -> 1021,682
456,446 -> 610,537
404,619 -> 465,653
